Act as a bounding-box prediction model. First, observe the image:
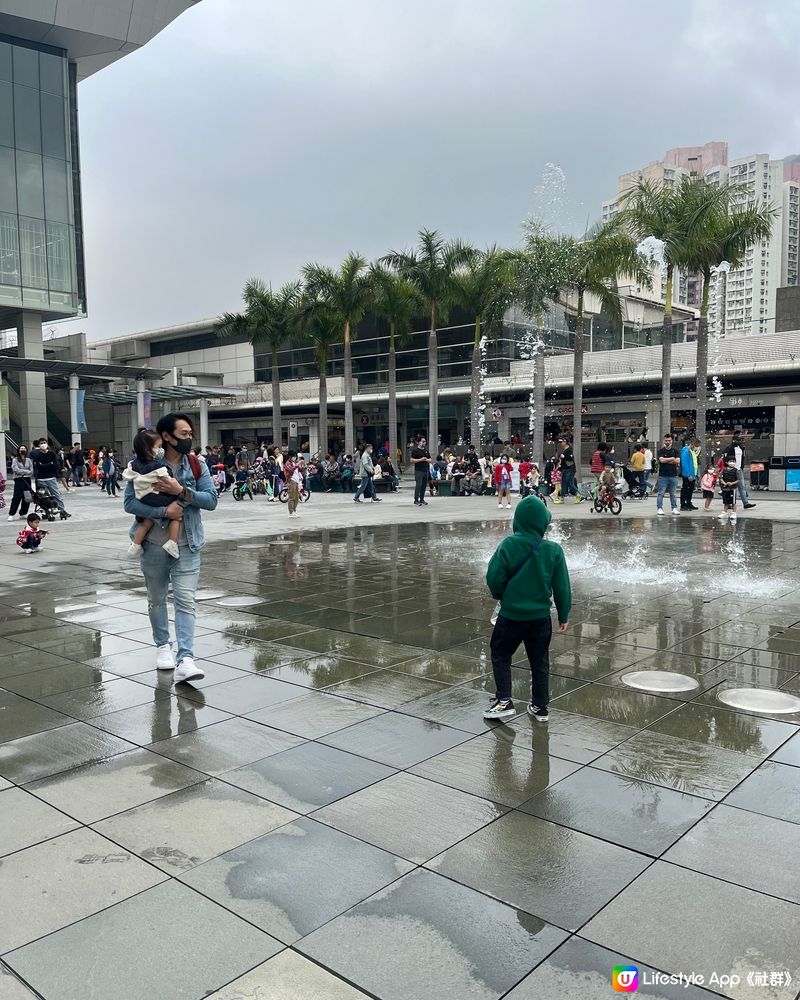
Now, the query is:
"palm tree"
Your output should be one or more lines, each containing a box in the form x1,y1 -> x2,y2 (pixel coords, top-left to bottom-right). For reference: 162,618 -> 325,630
216,278 -> 300,446
303,253 -> 373,455
620,177 -> 730,438
382,230 -> 475,447
295,294 -> 342,458
452,247 -> 512,449
524,219 -> 651,473
683,182 -> 775,451
370,266 -> 423,471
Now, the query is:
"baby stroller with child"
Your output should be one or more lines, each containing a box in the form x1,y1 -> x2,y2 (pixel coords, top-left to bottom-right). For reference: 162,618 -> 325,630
33,486 -> 59,521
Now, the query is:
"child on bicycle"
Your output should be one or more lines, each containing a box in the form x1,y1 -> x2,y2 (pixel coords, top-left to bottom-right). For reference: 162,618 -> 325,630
599,464 -> 618,501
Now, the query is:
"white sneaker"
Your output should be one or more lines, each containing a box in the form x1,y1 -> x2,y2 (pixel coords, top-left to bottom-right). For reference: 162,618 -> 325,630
162,539 -> 180,559
730,513 -> 737,523
498,503 -> 503,508
127,542 -> 143,558
672,508 -> 680,515
656,509 -> 664,516
174,657 -> 204,683
156,644 -> 175,670
718,512 -> 728,520
7,514 -> 14,522
504,503 -> 511,508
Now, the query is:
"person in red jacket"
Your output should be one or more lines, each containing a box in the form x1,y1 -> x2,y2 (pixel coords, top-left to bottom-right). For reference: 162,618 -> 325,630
16,513 -> 47,553
494,455 -> 514,509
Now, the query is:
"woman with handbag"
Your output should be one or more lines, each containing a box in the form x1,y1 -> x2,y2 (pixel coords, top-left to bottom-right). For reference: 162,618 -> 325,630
7,445 -> 34,520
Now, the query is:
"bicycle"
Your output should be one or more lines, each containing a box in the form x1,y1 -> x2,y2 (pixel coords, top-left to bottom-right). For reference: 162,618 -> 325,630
232,476 -> 254,502
278,485 -> 310,504
592,484 -> 622,515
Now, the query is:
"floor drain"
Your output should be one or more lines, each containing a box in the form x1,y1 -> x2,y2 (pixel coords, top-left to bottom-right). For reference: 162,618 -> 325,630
195,590 -> 226,601
621,670 -> 700,693
215,595 -> 263,608
718,687 -> 800,714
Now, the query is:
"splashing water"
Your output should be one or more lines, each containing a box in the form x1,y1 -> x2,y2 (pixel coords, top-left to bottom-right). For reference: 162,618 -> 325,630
708,260 -> 731,405
636,236 -> 666,267
478,335 -> 489,439
519,329 -> 545,442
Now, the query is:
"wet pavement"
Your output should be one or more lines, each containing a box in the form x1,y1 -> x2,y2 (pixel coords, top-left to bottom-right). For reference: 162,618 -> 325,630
1,513 -> 800,999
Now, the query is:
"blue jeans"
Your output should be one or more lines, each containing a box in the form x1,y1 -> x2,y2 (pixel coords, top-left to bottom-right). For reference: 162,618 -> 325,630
140,541 -> 202,663
561,466 -> 577,496
655,475 -> 678,511
72,466 -> 83,486
736,469 -> 749,506
36,477 -> 65,512
354,475 -> 374,500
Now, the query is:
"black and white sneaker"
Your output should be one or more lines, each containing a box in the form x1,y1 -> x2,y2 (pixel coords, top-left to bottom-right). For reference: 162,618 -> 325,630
483,698 -> 516,721
527,703 -> 549,722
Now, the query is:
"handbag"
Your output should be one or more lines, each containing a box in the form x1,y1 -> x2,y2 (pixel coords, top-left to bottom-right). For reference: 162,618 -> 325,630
23,490 -> 33,504
490,537 -> 546,624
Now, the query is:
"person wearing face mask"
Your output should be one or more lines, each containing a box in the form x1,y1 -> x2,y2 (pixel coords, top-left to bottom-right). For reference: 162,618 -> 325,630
31,439 -> 71,519
122,429 -> 182,558
123,412 -> 218,684
8,445 -> 34,520
411,436 -> 431,506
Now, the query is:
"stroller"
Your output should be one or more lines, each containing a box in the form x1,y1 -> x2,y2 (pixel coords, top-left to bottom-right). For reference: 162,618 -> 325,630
620,464 -> 647,499
33,486 -> 59,521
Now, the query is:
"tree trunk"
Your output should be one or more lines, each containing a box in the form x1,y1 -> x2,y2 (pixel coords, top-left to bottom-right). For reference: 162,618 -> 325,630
661,264 -> 673,440
428,303 -> 438,448
318,346 -> 328,459
572,292 -> 585,476
271,345 -> 282,448
695,270 -> 711,459
343,318 -> 354,455
388,324 -> 398,474
470,316 -> 481,448
533,339 -> 545,468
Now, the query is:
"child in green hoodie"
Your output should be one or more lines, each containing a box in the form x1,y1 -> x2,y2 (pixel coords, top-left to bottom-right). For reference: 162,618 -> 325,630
483,496 -> 571,722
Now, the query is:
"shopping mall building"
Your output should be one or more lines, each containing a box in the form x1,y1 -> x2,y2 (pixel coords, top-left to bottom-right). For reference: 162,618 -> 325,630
4,285 -> 800,490
0,0 -> 199,460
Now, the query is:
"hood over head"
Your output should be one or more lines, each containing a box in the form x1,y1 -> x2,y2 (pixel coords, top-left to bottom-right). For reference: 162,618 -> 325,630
512,496 -> 552,538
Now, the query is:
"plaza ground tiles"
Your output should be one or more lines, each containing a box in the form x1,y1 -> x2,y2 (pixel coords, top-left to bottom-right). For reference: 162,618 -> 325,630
1,492 -> 800,999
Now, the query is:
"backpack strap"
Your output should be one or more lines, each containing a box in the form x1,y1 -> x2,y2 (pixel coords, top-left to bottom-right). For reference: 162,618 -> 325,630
188,453 -> 202,483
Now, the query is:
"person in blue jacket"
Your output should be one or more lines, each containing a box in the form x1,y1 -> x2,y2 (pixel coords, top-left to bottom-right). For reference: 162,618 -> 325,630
679,437 -> 699,511
123,412 -> 217,684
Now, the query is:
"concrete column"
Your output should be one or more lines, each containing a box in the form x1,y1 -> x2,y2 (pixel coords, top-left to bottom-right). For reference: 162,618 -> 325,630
136,380 -> 146,429
16,312 -> 46,444
69,374 -> 81,447
0,372 -> 7,487
199,397 -> 209,448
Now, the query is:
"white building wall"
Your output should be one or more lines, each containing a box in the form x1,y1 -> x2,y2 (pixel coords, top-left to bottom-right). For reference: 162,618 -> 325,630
782,182 -> 800,287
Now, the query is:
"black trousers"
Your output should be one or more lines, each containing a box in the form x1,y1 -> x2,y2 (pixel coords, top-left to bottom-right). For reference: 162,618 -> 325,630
491,614 -> 552,706
414,471 -> 428,503
680,477 -> 695,508
9,477 -> 32,517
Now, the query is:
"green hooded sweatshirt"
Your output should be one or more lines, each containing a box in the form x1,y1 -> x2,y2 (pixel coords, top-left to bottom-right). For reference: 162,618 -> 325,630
486,497 -> 571,623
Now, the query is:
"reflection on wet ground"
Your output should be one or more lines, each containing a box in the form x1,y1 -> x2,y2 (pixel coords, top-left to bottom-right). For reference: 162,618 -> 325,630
1,517 -> 800,999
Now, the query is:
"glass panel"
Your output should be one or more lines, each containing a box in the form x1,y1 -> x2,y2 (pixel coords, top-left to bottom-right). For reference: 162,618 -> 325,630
41,93 -> 67,158
14,84 -> 41,153
39,52 -> 65,96
19,216 -> 47,288
0,42 -> 11,83
45,221 -> 72,291
12,45 -> 38,89
43,156 -> 69,222
0,80 -> 12,147
15,150 -> 44,218
0,211 -> 20,285
0,147 -> 15,212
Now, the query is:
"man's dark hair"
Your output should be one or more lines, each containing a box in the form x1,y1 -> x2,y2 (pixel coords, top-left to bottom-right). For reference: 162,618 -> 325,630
133,428 -> 160,462
598,443 -> 607,453
156,412 -> 194,438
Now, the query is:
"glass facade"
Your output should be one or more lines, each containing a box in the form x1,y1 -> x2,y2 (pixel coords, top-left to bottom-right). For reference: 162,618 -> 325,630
0,35 -> 81,319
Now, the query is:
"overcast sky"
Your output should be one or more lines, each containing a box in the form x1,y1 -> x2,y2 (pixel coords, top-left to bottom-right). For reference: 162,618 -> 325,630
62,0 -> 800,341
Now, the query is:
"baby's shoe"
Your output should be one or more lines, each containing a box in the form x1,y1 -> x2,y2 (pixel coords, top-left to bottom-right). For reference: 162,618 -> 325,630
127,542 -> 143,558
162,539 -> 180,559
